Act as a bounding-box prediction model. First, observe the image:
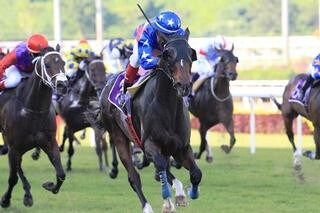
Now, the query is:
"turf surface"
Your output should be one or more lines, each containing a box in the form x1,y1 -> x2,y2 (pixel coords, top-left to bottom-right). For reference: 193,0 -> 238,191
0,131 -> 319,213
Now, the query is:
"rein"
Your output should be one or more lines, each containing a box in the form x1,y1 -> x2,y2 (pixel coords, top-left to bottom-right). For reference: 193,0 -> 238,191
210,65 -> 231,102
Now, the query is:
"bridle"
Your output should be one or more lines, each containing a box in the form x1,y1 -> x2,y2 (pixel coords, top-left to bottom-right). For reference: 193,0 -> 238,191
33,51 -> 67,89
157,37 -> 191,89
84,59 -> 104,89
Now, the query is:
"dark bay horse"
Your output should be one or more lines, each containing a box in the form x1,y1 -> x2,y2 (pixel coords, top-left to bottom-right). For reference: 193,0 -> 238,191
0,45 -> 68,208
100,29 -> 201,213
189,48 -> 238,162
32,56 -> 111,173
272,74 -> 320,167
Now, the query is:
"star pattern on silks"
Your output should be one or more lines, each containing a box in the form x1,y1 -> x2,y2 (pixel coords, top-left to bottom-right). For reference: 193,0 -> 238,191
158,14 -> 164,20
313,59 -> 320,66
143,39 -> 149,47
141,51 -> 149,59
167,19 -> 174,27
146,58 -> 154,64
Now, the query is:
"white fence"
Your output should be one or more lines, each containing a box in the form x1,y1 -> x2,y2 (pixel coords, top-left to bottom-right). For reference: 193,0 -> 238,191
230,80 -> 303,154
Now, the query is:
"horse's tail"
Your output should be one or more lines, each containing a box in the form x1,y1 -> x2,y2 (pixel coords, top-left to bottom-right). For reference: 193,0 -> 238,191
270,96 -> 282,110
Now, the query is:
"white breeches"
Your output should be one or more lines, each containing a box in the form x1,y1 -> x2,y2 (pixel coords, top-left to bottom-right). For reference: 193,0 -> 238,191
3,65 -> 23,88
129,40 -> 139,68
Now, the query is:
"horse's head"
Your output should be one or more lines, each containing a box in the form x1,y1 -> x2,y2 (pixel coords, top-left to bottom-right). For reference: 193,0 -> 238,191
34,44 -> 68,95
214,46 -> 238,81
157,28 -> 197,97
84,56 -> 106,94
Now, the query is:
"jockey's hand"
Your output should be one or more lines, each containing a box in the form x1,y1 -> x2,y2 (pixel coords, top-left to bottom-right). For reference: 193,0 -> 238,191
79,60 -> 88,71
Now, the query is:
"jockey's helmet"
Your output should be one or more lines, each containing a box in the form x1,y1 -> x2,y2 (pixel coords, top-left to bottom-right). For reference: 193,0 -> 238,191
27,34 -> 49,53
79,39 -> 88,45
213,35 -> 231,51
154,11 -> 181,34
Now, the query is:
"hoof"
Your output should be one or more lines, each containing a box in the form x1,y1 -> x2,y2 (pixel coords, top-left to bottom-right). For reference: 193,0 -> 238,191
162,199 -> 176,213
303,150 -> 315,159
31,152 -> 39,161
59,146 -> 64,152
175,195 -> 188,207
193,152 -> 200,159
0,146 -> 8,155
0,196 -> 10,208
109,169 -> 118,179
188,186 -> 199,200
42,182 -> 57,194
206,156 -> 213,163
143,203 -> 154,213
23,194 -> 33,207
220,145 -> 231,154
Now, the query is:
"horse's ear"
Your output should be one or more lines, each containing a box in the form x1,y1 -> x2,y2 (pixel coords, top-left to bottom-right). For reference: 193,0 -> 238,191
156,30 -> 168,48
38,45 -> 44,53
55,44 -> 61,52
231,43 -> 234,52
6,49 -> 9,54
191,48 -> 197,61
184,27 -> 190,41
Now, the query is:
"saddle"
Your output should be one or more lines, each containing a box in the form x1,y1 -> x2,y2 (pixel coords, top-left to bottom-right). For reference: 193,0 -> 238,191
289,78 -> 319,106
108,69 -> 156,147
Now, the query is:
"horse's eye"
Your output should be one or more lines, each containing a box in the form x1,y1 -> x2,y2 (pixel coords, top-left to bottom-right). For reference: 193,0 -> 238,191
45,64 -> 51,69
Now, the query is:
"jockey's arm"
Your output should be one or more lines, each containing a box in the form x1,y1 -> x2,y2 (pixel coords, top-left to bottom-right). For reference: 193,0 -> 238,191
138,33 -> 159,70
0,50 -> 17,77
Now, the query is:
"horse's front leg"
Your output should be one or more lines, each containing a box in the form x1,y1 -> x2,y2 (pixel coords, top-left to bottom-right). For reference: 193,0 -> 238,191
41,139 -> 65,194
221,118 -> 236,154
145,140 -> 176,213
174,145 -> 202,200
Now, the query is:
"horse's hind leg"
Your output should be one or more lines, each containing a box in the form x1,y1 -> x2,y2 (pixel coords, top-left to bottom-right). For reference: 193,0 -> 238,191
174,145 -> 202,200
94,128 -> 105,171
194,123 -> 211,162
221,118 -> 236,154
310,125 -> 320,160
59,125 -> 68,152
113,131 -> 151,212
66,130 -> 75,171
31,147 -> 41,160
283,115 -> 297,152
0,149 -> 20,208
41,140 -> 65,194
17,164 -> 33,207
108,136 -> 119,179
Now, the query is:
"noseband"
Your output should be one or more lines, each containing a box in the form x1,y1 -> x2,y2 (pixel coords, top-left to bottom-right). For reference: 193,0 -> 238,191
33,52 -> 67,89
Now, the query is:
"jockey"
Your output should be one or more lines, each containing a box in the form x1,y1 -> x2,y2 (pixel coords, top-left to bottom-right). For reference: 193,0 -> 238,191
199,35 -> 232,67
0,34 -> 48,91
64,39 -> 96,80
121,11 -> 185,98
108,38 -> 134,71
298,53 -> 320,101
64,39 -> 96,107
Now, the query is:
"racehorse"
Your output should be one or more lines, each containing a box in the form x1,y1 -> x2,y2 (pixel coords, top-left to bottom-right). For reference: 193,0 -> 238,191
0,45 -> 68,208
272,74 -> 320,166
31,56 -> 112,173
100,29 -> 202,213
189,47 -> 238,162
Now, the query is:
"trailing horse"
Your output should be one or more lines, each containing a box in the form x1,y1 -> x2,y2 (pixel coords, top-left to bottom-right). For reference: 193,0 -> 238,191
31,56 -> 116,175
0,45 -> 68,208
100,29 -> 201,213
272,74 -> 320,172
189,47 -> 238,162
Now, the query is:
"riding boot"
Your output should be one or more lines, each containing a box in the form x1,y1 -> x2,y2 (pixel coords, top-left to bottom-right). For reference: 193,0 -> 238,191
298,75 -> 314,101
0,81 -> 6,91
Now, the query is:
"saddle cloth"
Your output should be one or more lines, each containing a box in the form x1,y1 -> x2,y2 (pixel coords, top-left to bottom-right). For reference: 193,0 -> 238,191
288,77 -> 312,105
